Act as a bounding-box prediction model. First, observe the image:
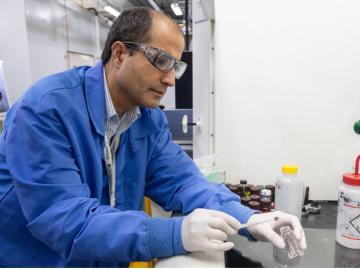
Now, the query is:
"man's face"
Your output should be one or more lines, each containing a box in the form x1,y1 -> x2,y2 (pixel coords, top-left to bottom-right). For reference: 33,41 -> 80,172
114,16 -> 185,109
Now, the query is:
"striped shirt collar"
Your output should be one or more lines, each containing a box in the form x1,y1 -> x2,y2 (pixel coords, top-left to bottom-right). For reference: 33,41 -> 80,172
103,68 -> 141,140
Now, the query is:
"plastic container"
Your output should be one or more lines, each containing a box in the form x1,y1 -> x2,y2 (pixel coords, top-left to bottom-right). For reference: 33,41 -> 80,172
275,164 -> 304,221
336,155 -> 360,249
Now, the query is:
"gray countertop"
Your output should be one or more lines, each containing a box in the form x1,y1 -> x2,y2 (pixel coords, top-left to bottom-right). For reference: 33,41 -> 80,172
157,202 -> 360,268
227,228 -> 360,268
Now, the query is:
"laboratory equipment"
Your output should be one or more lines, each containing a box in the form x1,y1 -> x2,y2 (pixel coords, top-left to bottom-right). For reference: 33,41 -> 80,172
303,201 -> 322,214
280,225 -> 304,259
275,164 -> 304,220
336,154 -> 360,249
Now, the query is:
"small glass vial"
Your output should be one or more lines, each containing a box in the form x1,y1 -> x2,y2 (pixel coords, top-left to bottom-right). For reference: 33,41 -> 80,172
250,194 -> 260,202
250,186 -> 261,196
225,183 -> 233,190
239,180 -> 247,196
260,189 -> 273,212
248,200 -> 260,210
266,184 -> 276,202
260,197 -> 272,212
233,184 -> 243,196
280,225 -> 304,259
228,185 -> 238,195
241,196 -> 251,206
260,189 -> 272,200
244,184 -> 253,198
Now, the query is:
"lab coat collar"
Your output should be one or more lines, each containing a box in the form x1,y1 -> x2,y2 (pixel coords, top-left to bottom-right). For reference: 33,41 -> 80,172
84,61 -> 106,136
129,107 -> 161,140
84,62 -> 161,140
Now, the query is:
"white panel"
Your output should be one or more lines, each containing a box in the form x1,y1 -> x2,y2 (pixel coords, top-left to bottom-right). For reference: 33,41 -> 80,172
25,0 -> 68,82
160,86 -> 176,109
66,1 -> 96,56
192,18 -> 214,158
0,0 -> 32,103
192,0 -> 215,159
68,52 -> 94,68
214,0 -> 360,200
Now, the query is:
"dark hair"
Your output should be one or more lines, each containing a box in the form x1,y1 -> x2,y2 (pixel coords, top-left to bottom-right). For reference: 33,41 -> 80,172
101,7 -> 153,64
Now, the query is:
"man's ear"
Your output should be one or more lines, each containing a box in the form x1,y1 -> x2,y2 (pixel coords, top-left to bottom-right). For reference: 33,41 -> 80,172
111,41 -> 127,66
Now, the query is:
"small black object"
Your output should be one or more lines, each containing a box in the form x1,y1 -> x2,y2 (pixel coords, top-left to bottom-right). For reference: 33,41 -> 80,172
303,186 -> 310,205
224,249 -> 263,268
354,120 -> 360,135
303,201 -> 322,214
302,206 -> 309,217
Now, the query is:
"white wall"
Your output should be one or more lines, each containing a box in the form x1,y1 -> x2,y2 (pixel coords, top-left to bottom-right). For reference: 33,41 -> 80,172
25,0 -> 110,83
214,0 -> 360,200
25,0 -> 68,82
0,0 -> 111,104
160,86 -> 176,109
0,0 -> 32,104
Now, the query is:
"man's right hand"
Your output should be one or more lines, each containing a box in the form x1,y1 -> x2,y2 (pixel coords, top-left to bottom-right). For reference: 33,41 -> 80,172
181,209 -> 241,252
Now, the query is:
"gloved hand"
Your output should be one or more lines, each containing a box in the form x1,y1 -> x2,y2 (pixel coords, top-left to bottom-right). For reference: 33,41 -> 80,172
246,211 -> 306,251
181,208 -> 241,252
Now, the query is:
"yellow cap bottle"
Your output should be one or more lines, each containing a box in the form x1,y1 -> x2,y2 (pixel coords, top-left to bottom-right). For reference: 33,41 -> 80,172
282,164 -> 298,174
275,164 -> 303,220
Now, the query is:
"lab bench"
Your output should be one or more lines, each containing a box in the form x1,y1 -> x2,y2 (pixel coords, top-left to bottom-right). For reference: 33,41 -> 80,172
156,201 -> 360,268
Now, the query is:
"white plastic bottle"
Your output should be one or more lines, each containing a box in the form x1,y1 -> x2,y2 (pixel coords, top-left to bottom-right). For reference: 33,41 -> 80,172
336,155 -> 360,249
275,164 -> 304,221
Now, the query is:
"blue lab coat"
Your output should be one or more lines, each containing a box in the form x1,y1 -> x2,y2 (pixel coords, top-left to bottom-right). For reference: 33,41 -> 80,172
0,62 -> 254,267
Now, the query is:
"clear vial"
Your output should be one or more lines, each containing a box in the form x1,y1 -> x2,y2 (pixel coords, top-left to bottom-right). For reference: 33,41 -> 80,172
280,225 -> 304,259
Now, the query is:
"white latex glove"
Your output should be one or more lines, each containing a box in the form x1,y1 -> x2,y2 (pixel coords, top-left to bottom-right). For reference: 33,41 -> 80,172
246,211 -> 307,251
181,208 -> 241,252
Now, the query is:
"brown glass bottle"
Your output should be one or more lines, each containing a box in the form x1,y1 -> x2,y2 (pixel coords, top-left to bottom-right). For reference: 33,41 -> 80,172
248,200 -> 260,210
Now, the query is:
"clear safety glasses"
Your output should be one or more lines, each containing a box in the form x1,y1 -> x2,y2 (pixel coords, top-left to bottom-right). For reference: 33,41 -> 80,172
123,41 -> 187,79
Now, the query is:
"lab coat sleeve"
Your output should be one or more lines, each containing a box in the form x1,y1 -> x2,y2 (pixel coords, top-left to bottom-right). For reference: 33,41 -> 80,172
145,111 -> 256,222
4,97 -> 179,263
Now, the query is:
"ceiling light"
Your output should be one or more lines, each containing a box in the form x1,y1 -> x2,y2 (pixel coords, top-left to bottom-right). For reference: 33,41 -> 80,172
171,3 -> 182,16
104,5 -> 120,17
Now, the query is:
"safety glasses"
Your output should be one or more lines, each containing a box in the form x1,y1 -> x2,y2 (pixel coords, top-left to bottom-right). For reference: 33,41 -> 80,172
123,41 -> 187,79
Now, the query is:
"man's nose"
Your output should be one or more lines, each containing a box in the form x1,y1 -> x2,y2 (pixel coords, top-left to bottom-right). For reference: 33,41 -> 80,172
160,69 -> 176,87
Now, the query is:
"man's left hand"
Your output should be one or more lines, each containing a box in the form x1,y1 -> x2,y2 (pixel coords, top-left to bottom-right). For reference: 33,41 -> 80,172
246,211 -> 307,252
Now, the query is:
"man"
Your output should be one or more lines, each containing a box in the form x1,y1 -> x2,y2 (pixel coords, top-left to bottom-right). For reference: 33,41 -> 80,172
0,7 -> 306,267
